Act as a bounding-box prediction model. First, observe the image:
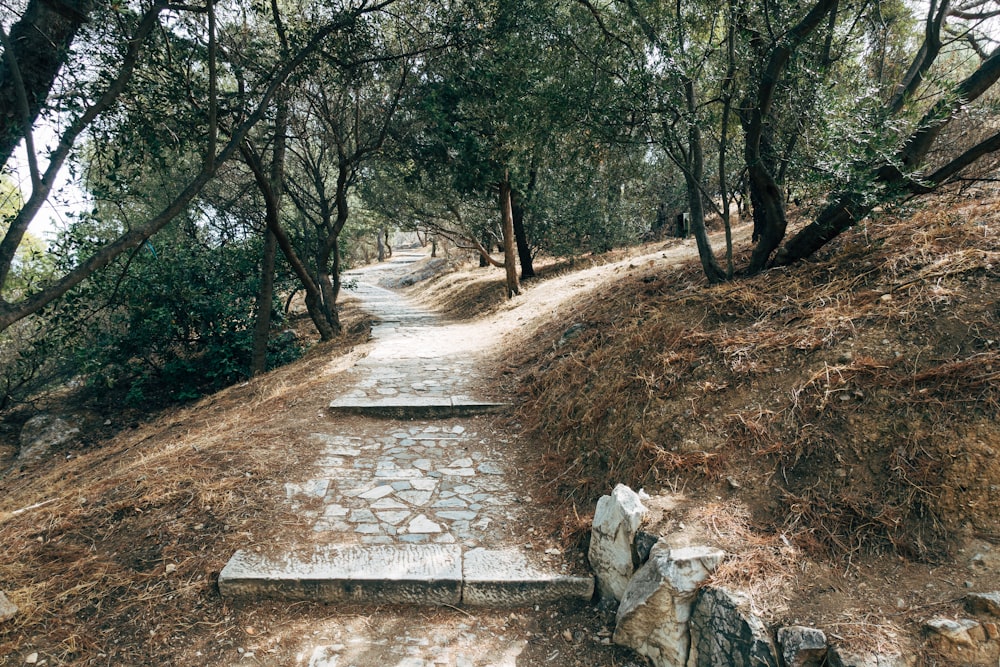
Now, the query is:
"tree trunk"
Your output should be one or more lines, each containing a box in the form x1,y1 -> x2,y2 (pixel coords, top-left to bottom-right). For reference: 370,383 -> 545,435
775,48 -> 1000,267
771,191 -> 866,266
683,80 -> 727,284
745,163 -> 787,274
741,0 -> 838,272
0,0 -> 97,166
499,175 -> 520,298
376,228 -> 386,261
511,190 -> 535,279
250,228 -> 277,376
479,230 -> 491,267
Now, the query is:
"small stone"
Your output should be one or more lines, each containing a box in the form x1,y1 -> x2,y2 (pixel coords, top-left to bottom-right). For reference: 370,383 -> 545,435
407,515 -> 442,534
164,563 -> 177,575
562,629 -> 573,642
348,509 -> 377,523
0,592 -> 19,623
25,654 -> 38,665
966,591 -> 1000,617
359,485 -> 395,500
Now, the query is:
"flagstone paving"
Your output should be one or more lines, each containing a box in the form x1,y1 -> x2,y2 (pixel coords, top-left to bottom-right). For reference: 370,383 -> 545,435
216,250 -> 641,665
221,251 -> 593,606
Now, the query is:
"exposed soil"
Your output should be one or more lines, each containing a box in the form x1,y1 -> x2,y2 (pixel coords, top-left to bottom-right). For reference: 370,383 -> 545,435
0,194 -> 998,665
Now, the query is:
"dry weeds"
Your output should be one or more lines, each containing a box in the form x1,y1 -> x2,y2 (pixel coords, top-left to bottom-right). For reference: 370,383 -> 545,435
508,194 -> 1000,564
0,307 -> 373,664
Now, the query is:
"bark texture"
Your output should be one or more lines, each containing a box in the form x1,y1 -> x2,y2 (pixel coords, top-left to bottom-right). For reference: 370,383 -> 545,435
0,0 -> 97,165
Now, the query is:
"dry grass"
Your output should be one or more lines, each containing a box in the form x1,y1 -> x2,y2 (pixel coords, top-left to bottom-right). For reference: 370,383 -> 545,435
0,308 -> 372,665
504,194 -> 1000,563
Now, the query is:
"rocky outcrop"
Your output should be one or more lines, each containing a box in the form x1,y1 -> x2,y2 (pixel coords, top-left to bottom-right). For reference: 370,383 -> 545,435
687,586 -> 778,667
588,483 -> 647,602
613,544 -> 724,667
777,626 -> 827,667
924,616 -> 998,663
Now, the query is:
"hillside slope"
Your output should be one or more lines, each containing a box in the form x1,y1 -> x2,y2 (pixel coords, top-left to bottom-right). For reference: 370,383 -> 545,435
490,197 -> 1000,660
0,194 -> 996,664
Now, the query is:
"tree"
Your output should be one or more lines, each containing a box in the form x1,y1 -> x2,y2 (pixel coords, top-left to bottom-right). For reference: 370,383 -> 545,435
0,0 -> 400,335
0,0 -> 97,166
574,0 -> 1000,280
774,3 -> 1000,265
281,51 -> 411,335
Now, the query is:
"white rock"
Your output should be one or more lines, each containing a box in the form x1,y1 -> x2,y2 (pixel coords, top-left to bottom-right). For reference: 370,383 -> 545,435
0,592 -> 18,623
588,484 -> 647,601
407,515 -> 442,533
966,591 -> 1000,617
613,544 -> 725,667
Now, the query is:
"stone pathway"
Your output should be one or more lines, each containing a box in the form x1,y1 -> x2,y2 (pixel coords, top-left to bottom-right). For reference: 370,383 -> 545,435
220,251 -> 592,607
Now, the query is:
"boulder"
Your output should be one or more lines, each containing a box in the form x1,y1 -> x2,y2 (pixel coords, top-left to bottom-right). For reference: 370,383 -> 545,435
687,586 -> 778,667
588,484 -> 647,602
777,626 -> 827,667
18,414 -> 80,463
0,592 -> 18,623
613,544 -> 724,667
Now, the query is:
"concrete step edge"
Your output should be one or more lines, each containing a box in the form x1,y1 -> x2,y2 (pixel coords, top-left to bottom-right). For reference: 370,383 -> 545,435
328,397 -> 509,419
219,544 -> 594,608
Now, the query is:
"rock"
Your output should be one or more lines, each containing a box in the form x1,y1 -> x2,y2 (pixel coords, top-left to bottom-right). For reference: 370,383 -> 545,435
827,646 -> 913,667
613,544 -> 724,667
966,591 -> 1000,617
0,592 -> 18,622
18,414 -> 80,463
25,653 -> 38,665
687,587 -> 778,667
634,531 -> 658,566
588,484 -> 647,602
924,617 -> 982,646
777,626 -> 827,667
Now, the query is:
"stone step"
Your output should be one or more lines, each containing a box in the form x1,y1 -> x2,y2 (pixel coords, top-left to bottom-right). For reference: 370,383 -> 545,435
219,545 -> 594,608
328,396 -> 509,419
